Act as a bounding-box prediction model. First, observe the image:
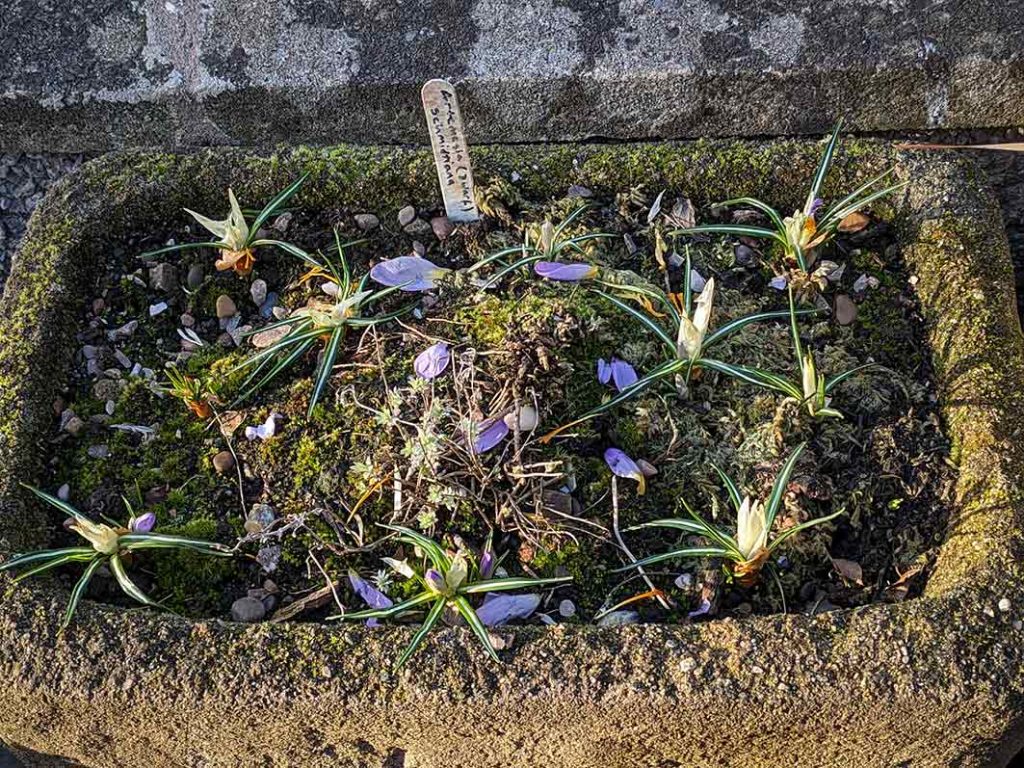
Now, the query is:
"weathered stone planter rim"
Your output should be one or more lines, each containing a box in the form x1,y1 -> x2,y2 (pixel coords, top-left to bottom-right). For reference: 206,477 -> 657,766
1,138 -> 1022,766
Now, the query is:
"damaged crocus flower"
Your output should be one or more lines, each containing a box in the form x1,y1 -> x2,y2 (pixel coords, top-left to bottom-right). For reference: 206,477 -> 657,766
348,569 -> 393,627
128,512 -> 157,534
677,277 -> 715,363
597,357 -> 638,392
185,189 -> 255,276
604,447 -> 647,495
533,261 -> 599,282
472,418 -> 510,454
476,593 -> 541,627
414,341 -> 451,380
369,256 -> 448,291
245,413 -> 278,441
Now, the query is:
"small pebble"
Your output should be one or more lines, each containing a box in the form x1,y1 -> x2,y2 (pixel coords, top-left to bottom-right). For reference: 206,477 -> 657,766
186,264 -> 205,289
215,295 -> 237,319
734,244 -> 756,266
250,279 -> 268,307
404,219 -> 433,238
212,450 -> 235,474
431,216 -> 454,240
148,263 -> 178,293
272,212 -> 293,232
230,597 -> 266,623
354,213 -> 379,231
999,598 -> 1012,612
149,301 -> 168,317
558,599 -> 576,618
87,444 -> 110,459
180,313 -> 195,328
63,415 -> 85,436
107,320 -> 138,342
835,294 -> 857,325
259,293 -> 278,319
92,379 -> 121,401
114,349 -> 132,368
57,484 -> 70,501
567,184 -> 593,198
104,400 -> 115,416
398,205 -> 416,227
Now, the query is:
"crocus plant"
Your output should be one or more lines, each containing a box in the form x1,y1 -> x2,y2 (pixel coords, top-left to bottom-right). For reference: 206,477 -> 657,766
233,234 -> 419,417
0,486 -> 233,627
621,444 -> 841,588
467,206 -> 612,289
330,526 -> 571,668
672,121 -> 906,275
698,286 -> 876,419
542,256 -> 810,441
163,365 -> 221,419
141,175 -> 309,276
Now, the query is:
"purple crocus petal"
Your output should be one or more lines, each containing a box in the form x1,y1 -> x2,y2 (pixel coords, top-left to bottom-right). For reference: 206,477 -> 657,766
348,569 -> 393,628
479,549 -> 495,579
596,358 -> 611,385
604,447 -> 646,495
476,593 -> 542,627
769,275 -> 788,291
425,568 -> 446,593
610,358 -> 638,392
472,418 -> 510,454
533,261 -> 597,282
129,512 -> 156,534
414,341 -> 450,380
808,197 -> 825,216
369,256 -> 444,292
687,597 -> 712,619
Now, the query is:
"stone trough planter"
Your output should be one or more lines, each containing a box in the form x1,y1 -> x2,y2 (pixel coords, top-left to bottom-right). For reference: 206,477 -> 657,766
0,140 -> 1022,768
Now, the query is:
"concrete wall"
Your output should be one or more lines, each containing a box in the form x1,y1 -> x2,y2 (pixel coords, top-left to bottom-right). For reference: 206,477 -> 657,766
2,0 -> 1023,152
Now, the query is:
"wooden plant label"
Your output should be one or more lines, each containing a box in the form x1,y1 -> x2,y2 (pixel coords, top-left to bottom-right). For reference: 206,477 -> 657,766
421,78 -> 480,222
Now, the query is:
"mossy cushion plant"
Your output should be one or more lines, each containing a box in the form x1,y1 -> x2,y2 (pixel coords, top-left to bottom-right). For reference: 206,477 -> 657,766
7,125 -> 942,669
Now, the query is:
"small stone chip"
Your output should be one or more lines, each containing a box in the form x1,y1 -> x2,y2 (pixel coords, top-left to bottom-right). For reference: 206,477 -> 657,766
230,596 -> 266,623
215,294 -> 237,319
212,450 -> 235,474
398,205 -> 416,227
354,213 -> 380,231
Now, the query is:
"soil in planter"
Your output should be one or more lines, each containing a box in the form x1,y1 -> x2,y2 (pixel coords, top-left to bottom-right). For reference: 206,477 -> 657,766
40,180 -> 955,627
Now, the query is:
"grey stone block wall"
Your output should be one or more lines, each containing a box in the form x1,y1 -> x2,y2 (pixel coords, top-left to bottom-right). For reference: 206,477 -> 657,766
2,0 -> 1023,152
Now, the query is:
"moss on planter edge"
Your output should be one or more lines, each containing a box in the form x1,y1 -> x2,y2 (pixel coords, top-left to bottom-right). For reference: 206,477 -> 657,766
0,140 -> 1021,767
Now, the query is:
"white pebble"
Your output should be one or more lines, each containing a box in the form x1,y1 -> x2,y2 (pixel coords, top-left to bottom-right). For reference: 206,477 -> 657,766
558,599 -> 576,618
149,302 -> 168,317
998,598 -> 1011,612
57,484 -> 70,501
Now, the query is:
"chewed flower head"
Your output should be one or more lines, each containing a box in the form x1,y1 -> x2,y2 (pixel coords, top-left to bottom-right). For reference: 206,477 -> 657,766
471,418 -> 510,454
604,447 -> 647,495
736,496 -> 768,560
70,517 -> 121,556
128,512 -> 156,534
424,568 -> 446,595
533,261 -> 598,282
414,342 -> 451,380
597,357 -> 638,392
185,189 -> 254,275
370,256 -> 448,292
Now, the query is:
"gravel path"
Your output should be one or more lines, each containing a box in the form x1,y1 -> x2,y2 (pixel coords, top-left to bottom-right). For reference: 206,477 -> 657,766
0,152 -> 85,280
